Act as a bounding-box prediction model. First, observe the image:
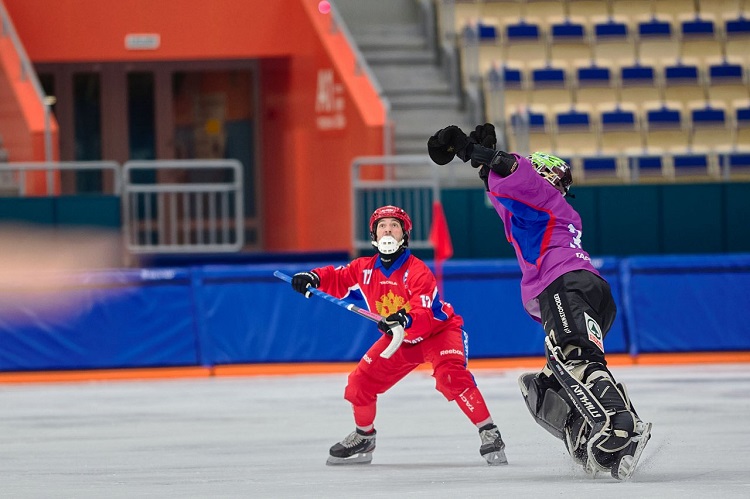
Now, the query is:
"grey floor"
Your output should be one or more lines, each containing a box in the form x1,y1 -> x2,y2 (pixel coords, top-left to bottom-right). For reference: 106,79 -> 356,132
2,363 -> 750,498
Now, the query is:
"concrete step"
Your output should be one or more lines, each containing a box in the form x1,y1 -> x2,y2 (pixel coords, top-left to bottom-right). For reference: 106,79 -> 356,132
364,50 -> 436,65
389,93 -> 460,110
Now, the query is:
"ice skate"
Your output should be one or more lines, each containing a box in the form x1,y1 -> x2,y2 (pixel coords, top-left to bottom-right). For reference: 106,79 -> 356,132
326,428 -> 376,465
478,423 -> 508,466
610,421 -> 652,480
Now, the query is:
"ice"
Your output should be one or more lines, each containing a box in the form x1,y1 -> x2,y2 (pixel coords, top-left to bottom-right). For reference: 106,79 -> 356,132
1,363 -> 750,497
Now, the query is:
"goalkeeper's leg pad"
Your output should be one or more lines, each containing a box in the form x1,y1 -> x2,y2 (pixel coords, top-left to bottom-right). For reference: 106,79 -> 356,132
518,372 -> 572,441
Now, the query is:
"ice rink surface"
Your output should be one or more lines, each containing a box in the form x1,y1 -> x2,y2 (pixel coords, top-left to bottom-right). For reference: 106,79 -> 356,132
2,363 -> 750,498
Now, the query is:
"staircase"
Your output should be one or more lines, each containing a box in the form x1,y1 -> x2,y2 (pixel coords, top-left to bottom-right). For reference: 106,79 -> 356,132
336,0 -> 474,156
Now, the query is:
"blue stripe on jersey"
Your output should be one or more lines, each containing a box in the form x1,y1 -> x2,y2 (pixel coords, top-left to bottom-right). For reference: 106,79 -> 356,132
431,289 -> 451,321
495,196 -> 550,265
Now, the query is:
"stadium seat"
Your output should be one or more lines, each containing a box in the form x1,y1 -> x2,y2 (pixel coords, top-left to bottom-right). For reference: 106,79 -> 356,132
575,63 -> 617,111
580,155 -> 628,181
627,153 -> 667,181
706,59 -> 749,107
600,103 -> 644,153
548,18 -> 592,68
554,105 -> 599,155
504,20 -> 548,68
725,16 -> 750,64
663,61 -> 707,105
619,63 -> 662,110
637,16 -> 681,67
528,64 -> 572,107
689,103 -> 731,151
508,105 -> 555,154
718,151 -> 750,178
591,16 -> 636,68
671,152 -> 715,179
733,103 -> 750,149
679,15 -> 722,64
486,63 -> 528,120
644,101 -> 690,151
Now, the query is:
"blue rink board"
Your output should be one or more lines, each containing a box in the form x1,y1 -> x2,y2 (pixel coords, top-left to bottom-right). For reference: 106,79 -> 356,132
1,255 -> 749,371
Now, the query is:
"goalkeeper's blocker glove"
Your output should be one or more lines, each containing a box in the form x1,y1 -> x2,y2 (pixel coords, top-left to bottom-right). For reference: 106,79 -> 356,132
291,271 -> 320,298
377,309 -> 410,336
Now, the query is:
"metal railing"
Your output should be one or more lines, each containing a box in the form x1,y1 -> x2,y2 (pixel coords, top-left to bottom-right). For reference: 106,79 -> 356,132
0,161 -> 120,195
121,160 -> 244,254
0,1 -> 54,161
351,155 -> 440,254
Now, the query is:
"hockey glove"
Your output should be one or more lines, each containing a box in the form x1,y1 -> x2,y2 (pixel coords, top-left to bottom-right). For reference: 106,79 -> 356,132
468,123 -> 497,149
377,309 -> 410,336
427,125 -> 472,165
291,271 -> 320,298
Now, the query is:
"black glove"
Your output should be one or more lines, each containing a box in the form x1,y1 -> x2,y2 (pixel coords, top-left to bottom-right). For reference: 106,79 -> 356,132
468,123 -> 498,169
291,271 -> 320,298
377,309 -> 410,336
427,125 -> 472,165
468,123 -> 497,149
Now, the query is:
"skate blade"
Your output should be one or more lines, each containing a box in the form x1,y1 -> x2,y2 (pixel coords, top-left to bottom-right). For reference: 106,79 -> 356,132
483,450 -> 509,466
326,452 -> 373,466
612,422 -> 652,481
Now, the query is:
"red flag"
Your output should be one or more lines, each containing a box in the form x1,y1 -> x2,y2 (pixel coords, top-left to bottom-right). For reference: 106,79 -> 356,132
429,200 -> 453,261
429,201 -> 453,295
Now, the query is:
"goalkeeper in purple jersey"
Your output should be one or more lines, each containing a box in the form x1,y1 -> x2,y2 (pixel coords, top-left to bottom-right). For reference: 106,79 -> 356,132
427,123 -> 651,480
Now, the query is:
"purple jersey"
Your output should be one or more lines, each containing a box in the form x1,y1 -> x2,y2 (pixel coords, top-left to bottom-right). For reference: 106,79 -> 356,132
486,154 -> 600,321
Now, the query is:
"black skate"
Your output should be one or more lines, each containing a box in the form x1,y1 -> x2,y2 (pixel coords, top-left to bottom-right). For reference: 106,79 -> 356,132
478,423 -> 508,466
326,428 -> 376,465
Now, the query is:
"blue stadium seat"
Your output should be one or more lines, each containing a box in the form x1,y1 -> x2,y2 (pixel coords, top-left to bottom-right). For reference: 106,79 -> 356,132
637,17 -> 680,64
478,22 -> 499,43
600,105 -> 644,153
718,151 -> 750,178
679,16 -> 722,62
619,63 -> 662,109
505,20 -> 547,67
690,104 -> 729,151
509,106 -> 555,153
592,17 -> 635,66
549,18 -> 591,66
554,106 -> 598,155
725,16 -> 750,63
734,104 -> 750,148
663,61 -> 706,104
628,153 -> 666,181
706,60 -> 748,105
672,152 -> 713,178
486,64 -> 527,119
575,63 -> 615,110
529,65 -> 571,107
581,155 -> 623,180
645,102 -> 689,151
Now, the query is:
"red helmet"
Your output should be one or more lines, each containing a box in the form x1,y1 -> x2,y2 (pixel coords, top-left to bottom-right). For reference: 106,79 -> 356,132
369,205 -> 412,241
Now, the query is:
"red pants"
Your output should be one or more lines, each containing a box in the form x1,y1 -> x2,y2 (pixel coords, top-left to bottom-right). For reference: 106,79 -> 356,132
344,327 -> 492,428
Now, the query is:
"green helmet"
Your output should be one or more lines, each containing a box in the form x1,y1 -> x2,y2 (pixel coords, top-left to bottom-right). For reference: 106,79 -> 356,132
528,152 -> 573,196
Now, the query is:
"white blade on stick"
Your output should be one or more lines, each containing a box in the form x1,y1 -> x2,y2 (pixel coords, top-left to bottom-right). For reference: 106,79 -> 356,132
273,271 -> 404,359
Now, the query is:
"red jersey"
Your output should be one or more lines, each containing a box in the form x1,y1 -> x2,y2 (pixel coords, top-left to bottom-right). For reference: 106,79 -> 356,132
313,250 -> 463,344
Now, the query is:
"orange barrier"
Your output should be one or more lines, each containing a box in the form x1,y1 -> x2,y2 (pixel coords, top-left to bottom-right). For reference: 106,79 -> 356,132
2,352 -> 749,384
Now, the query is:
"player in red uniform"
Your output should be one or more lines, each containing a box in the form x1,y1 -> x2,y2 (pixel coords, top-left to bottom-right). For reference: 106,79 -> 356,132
290,205 -> 507,466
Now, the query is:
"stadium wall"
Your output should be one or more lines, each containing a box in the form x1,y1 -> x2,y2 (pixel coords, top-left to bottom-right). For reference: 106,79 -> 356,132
1,255 -> 749,372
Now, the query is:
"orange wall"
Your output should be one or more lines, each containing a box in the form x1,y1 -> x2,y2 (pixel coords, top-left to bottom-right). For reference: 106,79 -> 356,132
0,3 -> 59,192
5,0 -> 385,251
